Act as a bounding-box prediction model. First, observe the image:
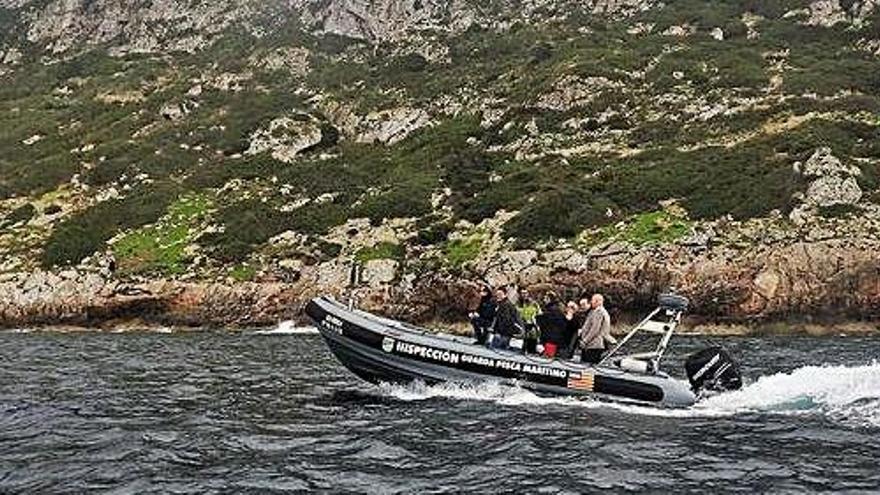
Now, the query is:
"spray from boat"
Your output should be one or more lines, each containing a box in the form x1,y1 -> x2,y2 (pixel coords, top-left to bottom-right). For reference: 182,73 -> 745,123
254,320 -> 319,335
377,362 -> 880,427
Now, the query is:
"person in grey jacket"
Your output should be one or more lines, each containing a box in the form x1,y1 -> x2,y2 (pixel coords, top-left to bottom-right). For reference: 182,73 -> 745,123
577,294 -> 615,364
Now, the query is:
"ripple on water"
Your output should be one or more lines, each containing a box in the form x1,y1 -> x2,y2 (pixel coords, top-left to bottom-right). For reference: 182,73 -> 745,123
1,332 -> 879,493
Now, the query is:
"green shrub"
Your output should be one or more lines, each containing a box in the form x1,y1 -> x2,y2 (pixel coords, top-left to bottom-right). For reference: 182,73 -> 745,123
503,184 -> 616,243
42,183 -> 178,267
785,54 -> 880,95
1,203 -> 36,228
817,204 -> 862,219
416,221 -> 455,246
201,199 -> 287,262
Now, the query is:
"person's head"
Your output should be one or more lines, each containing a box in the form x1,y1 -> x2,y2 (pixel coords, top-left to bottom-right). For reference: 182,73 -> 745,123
566,301 -> 578,313
479,285 -> 492,298
495,288 -> 508,302
518,287 -> 530,302
578,298 -> 590,311
590,293 -> 605,310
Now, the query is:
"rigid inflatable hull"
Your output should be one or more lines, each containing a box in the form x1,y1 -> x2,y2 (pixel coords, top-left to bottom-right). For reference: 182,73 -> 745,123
306,297 -> 697,407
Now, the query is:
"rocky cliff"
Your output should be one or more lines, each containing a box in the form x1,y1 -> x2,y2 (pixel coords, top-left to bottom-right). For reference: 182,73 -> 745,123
1,0 -> 879,329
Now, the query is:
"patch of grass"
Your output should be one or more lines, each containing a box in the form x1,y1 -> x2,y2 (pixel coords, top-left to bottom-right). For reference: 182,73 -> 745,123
580,209 -> 692,247
42,183 -> 179,267
229,263 -> 257,282
443,234 -> 484,268
111,193 -> 213,275
355,241 -> 405,263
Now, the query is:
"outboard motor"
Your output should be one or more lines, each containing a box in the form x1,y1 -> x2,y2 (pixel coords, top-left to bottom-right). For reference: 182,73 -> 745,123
685,346 -> 743,393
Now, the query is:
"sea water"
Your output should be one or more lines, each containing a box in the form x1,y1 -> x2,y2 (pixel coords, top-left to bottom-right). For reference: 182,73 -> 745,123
1,329 -> 878,493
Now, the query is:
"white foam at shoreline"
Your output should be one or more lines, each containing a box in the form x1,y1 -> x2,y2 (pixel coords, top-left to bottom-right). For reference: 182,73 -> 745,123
253,321 -> 318,335
376,362 -> 880,426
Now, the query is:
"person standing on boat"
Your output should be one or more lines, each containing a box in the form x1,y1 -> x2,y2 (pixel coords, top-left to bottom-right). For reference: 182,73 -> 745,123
537,299 -> 567,358
469,284 -> 496,345
561,298 -> 588,359
491,287 -> 523,350
517,287 -> 541,354
578,294 -> 612,364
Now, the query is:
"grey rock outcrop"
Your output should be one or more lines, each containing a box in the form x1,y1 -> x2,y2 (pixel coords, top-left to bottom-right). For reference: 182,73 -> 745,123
303,0 -> 476,42
805,0 -> 879,26
246,116 -> 323,163
23,0 -> 252,54
535,75 -> 621,111
356,107 -> 432,145
362,259 -> 398,284
790,147 -> 863,223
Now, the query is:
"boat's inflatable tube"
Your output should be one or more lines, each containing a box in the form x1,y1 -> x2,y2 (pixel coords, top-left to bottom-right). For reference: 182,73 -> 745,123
305,297 -> 699,408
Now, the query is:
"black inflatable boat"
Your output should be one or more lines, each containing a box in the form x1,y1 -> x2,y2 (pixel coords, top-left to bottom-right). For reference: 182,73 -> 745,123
305,294 -> 741,408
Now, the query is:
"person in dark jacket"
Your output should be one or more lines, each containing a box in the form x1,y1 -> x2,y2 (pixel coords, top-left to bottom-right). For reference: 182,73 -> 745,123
469,285 -> 496,345
536,300 -> 568,358
490,287 -> 523,350
560,299 -> 587,359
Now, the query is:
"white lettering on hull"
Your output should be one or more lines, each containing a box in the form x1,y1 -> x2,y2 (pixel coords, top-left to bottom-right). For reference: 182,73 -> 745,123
390,339 -> 570,379
394,341 -> 461,365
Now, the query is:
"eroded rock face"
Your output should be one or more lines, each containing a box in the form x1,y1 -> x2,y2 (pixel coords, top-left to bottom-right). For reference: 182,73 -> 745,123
303,0 -> 476,42
806,0 -> 849,26
246,116 -> 323,163
534,75 -> 622,111
11,0 -> 666,56
356,107 -> 432,145
252,47 -> 311,75
791,147 -> 863,222
24,0 -> 251,54
805,0 -> 879,26
362,258 -> 398,284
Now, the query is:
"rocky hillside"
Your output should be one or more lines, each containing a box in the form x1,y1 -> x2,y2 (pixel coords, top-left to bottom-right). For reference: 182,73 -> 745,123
1,0 -> 880,328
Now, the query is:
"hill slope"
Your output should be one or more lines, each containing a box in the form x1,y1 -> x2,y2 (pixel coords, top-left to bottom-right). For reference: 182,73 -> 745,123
1,0 -> 879,327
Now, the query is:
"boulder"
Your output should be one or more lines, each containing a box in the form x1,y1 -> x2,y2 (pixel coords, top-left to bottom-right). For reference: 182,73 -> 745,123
362,259 -> 398,284
246,116 -> 323,163
798,147 -> 863,209
160,102 -> 190,121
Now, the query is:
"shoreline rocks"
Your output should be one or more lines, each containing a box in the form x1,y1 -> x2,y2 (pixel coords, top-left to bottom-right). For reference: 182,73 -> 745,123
2,235 -> 879,333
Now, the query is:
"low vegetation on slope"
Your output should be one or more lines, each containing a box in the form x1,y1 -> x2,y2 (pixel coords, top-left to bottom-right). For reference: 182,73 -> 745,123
0,0 -> 879,276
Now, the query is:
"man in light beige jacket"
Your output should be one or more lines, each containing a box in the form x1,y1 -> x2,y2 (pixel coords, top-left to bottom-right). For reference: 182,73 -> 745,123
578,294 -> 615,364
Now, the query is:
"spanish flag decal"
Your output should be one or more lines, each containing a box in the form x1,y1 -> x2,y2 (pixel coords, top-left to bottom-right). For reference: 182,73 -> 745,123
567,373 -> 595,392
